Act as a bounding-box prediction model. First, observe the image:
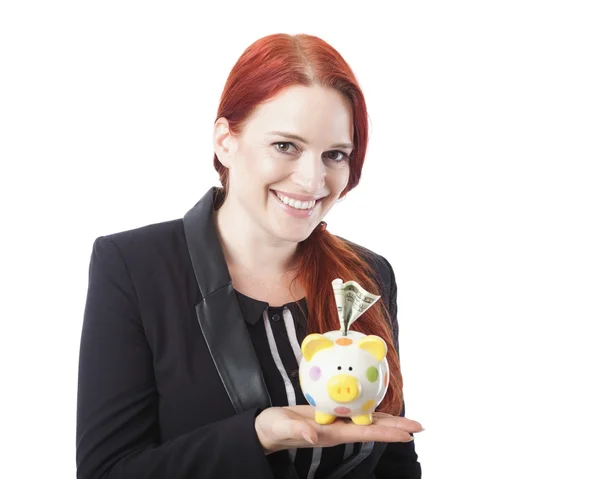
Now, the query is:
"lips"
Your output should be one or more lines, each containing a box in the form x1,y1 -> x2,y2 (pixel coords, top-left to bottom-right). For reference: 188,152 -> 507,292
271,189 -> 327,211
270,190 -> 323,218
274,191 -> 316,210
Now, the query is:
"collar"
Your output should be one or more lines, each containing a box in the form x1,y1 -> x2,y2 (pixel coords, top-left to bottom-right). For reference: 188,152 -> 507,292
235,289 -> 309,327
183,186 -> 273,415
183,186 -> 372,478
183,186 -> 230,299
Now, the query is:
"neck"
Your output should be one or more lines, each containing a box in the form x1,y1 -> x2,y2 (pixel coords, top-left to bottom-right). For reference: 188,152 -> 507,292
215,196 -> 299,276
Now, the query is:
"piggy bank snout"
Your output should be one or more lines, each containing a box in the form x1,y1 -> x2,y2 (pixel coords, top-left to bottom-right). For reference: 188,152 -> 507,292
327,374 -> 361,403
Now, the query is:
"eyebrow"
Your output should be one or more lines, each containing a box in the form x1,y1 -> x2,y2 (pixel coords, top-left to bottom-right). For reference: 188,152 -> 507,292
267,131 -> 354,150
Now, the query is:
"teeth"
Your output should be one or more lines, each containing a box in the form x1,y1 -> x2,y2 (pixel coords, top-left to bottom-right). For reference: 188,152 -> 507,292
275,192 -> 317,210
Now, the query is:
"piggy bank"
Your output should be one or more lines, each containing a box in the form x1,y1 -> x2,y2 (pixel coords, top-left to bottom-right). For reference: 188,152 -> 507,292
299,330 -> 389,425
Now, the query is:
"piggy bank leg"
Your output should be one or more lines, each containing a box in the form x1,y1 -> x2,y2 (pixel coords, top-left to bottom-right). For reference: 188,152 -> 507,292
351,414 -> 373,425
315,411 -> 336,425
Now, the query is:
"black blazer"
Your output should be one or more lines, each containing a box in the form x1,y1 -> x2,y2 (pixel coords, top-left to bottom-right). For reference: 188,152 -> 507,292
76,187 -> 421,479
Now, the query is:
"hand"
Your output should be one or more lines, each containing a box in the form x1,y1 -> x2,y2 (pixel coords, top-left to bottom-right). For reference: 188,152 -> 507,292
254,405 -> 423,455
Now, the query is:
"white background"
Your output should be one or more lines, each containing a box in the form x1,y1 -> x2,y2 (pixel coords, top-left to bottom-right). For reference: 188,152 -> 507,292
1,1 -> 599,478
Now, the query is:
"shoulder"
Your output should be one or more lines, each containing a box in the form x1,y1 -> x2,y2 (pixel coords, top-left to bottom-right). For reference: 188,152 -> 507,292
89,218 -> 188,278
97,218 -> 185,251
94,218 -> 185,254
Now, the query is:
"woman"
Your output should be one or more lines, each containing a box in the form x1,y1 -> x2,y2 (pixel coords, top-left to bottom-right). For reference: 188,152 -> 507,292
76,33 -> 423,479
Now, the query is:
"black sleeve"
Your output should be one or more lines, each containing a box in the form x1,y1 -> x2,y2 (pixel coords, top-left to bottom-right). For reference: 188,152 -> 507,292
374,256 -> 422,479
76,236 -> 274,479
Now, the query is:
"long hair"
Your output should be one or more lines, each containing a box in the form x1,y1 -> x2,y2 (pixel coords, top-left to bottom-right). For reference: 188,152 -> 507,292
213,33 -> 403,415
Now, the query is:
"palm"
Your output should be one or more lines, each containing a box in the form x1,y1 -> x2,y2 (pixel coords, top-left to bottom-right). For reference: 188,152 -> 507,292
255,405 -> 421,454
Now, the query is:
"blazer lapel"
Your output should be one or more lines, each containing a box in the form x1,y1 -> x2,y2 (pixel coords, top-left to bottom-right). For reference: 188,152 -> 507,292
183,187 -> 271,413
183,187 -> 364,479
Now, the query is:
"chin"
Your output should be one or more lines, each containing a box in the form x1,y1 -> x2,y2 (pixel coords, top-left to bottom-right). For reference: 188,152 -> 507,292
272,224 -> 316,244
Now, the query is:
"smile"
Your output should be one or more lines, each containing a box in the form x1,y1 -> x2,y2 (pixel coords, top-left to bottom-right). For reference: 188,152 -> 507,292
273,191 -> 318,210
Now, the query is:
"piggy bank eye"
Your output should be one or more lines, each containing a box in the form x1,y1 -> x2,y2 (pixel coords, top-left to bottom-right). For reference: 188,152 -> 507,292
349,367 -> 353,371
337,366 -> 342,370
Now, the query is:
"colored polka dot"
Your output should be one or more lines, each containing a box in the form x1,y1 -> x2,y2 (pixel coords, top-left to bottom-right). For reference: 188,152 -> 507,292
334,406 -> 351,415
309,366 -> 321,381
335,337 -> 353,346
305,393 -> 316,406
366,366 -> 379,383
361,399 -> 375,412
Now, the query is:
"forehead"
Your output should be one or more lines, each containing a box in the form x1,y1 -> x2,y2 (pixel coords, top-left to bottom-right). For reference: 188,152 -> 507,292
241,85 -> 354,144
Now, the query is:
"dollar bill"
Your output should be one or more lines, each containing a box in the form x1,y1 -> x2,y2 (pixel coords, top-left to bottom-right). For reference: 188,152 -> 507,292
331,278 -> 381,335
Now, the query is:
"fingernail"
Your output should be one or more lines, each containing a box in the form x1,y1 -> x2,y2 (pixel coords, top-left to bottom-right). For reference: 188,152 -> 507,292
302,432 -> 315,444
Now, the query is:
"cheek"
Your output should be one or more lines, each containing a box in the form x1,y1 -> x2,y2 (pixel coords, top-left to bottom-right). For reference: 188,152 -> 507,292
319,168 -> 350,208
231,150 -> 283,189
248,147 -> 291,183
327,165 -> 350,194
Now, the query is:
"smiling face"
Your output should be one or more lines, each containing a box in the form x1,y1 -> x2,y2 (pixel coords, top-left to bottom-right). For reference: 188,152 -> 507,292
214,84 -> 353,244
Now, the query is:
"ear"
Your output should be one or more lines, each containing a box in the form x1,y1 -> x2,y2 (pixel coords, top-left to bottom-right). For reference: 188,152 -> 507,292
213,117 -> 238,168
357,335 -> 387,362
301,334 -> 334,362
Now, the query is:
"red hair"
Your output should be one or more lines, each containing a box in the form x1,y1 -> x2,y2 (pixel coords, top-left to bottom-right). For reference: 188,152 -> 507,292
213,34 -> 403,415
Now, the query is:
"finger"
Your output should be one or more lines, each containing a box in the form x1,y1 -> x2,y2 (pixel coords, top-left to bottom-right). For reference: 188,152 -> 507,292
283,406 -> 424,439
289,419 -> 318,445
372,416 -> 424,433
318,419 -> 421,445
301,430 -> 317,445
335,423 -> 416,444
287,406 -> 423,432
372,411 -> 394,418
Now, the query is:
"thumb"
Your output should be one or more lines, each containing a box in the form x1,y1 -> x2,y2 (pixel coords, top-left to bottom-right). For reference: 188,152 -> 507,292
294,423 -> 317,445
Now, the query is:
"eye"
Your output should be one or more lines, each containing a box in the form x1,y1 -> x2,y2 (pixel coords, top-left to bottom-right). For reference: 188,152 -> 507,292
337,366 -> 342,370
348,367 -> 353,371
324,150 -> 349,162
274,142 -> 298,154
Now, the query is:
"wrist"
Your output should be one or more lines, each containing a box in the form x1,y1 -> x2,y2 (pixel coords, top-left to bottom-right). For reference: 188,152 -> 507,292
254,417 -> 277,455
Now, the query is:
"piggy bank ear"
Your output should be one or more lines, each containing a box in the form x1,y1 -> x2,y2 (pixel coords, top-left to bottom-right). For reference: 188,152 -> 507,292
357,335 -> 387,362
301,334 -> 334,362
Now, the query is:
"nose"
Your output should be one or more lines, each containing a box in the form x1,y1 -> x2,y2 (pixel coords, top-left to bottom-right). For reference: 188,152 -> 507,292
327,374 -> 361,403
292,152 -> 326,193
